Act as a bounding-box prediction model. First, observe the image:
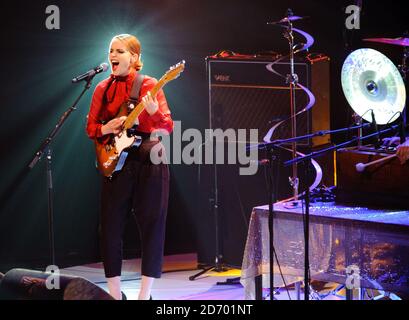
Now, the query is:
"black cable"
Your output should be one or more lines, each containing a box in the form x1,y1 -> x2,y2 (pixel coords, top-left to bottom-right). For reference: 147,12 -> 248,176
162,268 -> 202,274
235,187 -> 250,229
273,249 -> 291,300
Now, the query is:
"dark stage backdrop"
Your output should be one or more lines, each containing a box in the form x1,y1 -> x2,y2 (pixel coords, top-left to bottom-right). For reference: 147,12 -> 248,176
0,0 -> 407,272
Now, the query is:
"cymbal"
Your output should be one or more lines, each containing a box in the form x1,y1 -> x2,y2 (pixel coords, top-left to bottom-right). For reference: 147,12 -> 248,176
267,15 -> 308,25
341,48 -> 406,125
363,37 -> 409,47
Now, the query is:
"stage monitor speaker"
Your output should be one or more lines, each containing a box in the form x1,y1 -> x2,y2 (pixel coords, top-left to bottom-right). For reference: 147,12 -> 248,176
0,268 -> 113,300
196,55 -> 331,268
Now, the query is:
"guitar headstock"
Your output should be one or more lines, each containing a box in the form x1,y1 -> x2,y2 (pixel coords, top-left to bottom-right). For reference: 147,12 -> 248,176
160,60 -> 186,84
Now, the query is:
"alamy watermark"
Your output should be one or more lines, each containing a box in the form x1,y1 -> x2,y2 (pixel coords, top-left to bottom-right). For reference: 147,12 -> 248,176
345,264 -> 360,290
148,121 -> 260,175
345,5 -> 361,30
45,265 -> 60,289
45,5 -> 60,30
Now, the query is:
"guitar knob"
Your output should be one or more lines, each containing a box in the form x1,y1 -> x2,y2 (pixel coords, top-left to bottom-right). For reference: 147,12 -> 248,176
128,103 -> 135,111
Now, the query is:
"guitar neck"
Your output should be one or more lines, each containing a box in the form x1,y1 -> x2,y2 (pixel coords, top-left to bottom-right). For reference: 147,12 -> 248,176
123,79 -> 165,130
123,60 -> 185,129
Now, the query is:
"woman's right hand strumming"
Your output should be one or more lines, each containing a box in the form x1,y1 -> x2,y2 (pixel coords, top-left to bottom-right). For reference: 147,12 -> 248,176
101,116 -> 127,135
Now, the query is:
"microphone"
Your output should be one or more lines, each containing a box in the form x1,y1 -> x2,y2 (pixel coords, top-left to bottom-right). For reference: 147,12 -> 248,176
371,109 -> 380,148
72,63 -> 109,83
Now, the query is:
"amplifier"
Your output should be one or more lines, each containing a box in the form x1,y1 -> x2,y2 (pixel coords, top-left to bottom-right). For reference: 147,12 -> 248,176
196,55 -> 333,269
207,55 -> 331,146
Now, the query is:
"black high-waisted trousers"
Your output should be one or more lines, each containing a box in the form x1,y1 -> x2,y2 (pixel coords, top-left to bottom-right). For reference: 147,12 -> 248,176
99,139 -> 169,278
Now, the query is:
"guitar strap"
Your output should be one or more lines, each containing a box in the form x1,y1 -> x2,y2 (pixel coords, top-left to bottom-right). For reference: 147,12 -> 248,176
126,72 -> 145,130
129,73 -> 145,105
111,73 -> 146,175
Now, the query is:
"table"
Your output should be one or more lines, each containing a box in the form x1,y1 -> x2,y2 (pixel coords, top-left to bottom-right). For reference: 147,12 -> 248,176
240,201 -> 409,300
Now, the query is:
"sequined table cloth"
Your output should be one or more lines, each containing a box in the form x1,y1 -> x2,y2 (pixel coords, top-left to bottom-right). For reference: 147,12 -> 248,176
240,201 -> 409,299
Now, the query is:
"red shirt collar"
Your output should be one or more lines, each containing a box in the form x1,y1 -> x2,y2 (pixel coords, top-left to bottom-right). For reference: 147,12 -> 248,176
109,68 -> 137,83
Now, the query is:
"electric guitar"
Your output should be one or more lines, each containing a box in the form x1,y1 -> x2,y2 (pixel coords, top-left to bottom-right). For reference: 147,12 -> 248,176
95,60 -> 185,177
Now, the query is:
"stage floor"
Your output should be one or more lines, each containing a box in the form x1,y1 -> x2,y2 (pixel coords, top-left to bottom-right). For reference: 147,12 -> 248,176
60,253 -> 376,300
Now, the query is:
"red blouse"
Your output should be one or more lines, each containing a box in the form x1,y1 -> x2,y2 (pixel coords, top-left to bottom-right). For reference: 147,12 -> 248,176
86,68 -> 173,141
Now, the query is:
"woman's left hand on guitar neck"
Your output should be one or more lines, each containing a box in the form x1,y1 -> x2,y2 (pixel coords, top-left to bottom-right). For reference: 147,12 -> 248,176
142,91 -> 159,115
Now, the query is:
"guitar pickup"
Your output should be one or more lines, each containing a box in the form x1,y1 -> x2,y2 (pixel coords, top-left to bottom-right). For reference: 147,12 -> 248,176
127,125 -> 140,138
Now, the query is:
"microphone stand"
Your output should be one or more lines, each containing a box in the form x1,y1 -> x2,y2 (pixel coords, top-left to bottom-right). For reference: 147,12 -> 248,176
284,124 -> 400,167
28,76 -> 94,266
250,121 -> 396,300
284,124 -> 399,300
264,145 -> 280,300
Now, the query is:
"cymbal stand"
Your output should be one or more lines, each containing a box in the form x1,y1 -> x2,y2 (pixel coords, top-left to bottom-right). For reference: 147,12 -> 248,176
283,9 -> 300,204
399,42 -> 409,129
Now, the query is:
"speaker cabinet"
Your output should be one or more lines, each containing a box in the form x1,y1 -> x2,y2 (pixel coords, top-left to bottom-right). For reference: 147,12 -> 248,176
0,268 -> 113,300
196,55 -> 331,268
208,55 -> 330,146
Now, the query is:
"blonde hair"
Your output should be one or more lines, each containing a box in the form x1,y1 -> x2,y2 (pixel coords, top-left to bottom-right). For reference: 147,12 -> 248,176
111,34 -> 143,71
